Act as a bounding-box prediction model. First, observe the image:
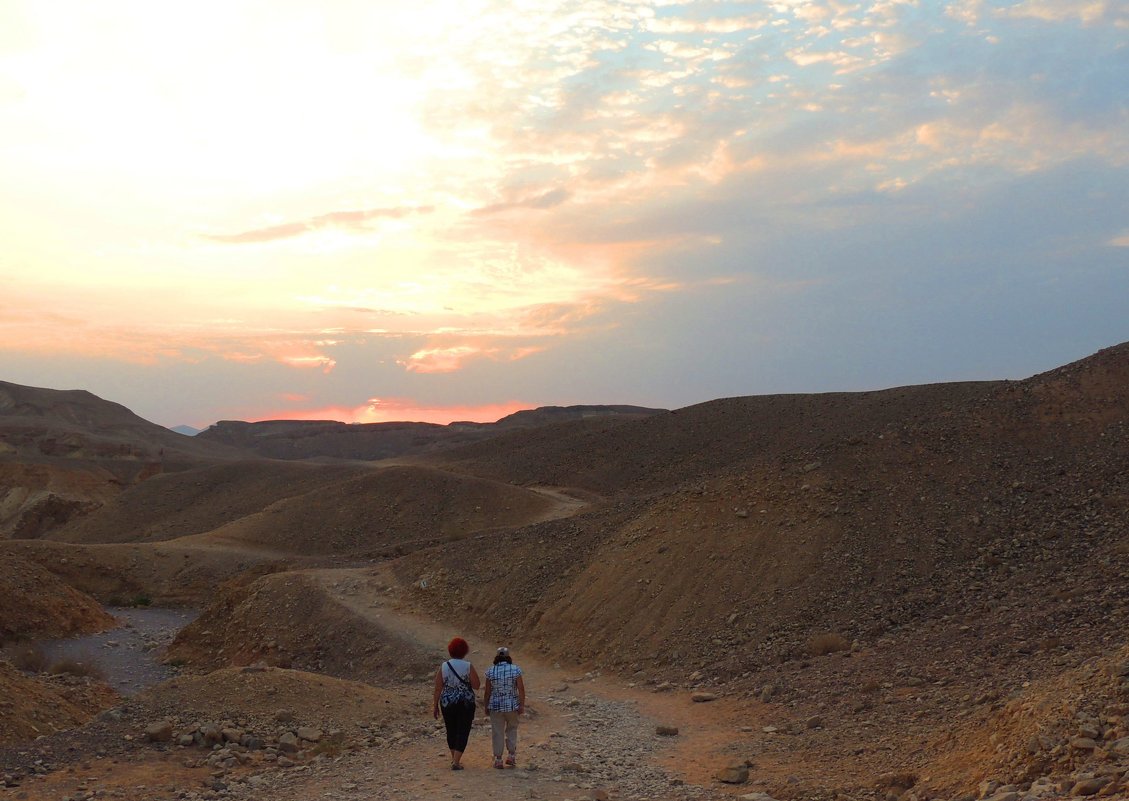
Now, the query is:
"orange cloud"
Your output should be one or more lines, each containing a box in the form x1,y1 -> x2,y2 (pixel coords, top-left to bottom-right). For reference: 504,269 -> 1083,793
400,344 -> 485,373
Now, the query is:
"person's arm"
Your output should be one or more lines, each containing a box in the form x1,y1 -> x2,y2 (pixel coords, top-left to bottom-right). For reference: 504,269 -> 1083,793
483,675 -> 492,709
470,664 -> 482,691
516,675 -> 526,714
432,668 -> 444,719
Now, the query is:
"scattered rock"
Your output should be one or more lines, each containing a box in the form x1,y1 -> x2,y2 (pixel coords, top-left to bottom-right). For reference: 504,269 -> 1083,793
143,720 -> 173,743
296,726 -> 322,742
1070,777 -> 1109,796
717,762 -> 749,784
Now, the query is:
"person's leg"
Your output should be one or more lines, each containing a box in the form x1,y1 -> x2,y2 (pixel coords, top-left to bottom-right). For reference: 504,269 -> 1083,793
441,704 -> 460,765
504,711 -> 519,764
489,710 -> 505,765
452,701 -> 474,764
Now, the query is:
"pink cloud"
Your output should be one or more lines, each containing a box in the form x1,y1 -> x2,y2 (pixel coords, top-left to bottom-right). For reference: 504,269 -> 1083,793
398,338 -> 548,374
399,344 -> 485,374
206,206 -> 434,244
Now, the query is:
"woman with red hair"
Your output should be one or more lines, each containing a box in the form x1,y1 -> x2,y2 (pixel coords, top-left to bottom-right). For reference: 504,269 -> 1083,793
432,636 -> 481,770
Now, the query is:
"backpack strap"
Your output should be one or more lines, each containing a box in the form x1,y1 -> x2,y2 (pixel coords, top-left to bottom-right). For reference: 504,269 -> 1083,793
445,660 -> 473,690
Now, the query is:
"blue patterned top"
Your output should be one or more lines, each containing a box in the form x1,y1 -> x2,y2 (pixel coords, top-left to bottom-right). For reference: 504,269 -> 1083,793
485,662 -> 523,712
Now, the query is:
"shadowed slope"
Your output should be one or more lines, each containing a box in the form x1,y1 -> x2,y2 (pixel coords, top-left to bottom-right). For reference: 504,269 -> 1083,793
186,464 -> 558,556
0,554 -> 115,644
45,461 -> 365,544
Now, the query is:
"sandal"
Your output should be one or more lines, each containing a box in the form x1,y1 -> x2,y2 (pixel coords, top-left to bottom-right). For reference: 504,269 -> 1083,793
451,763 -> 464,770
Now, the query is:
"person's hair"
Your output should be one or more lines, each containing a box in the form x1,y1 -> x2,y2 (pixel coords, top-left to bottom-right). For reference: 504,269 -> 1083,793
493,647 -> 512,665
447,637 -> 469,659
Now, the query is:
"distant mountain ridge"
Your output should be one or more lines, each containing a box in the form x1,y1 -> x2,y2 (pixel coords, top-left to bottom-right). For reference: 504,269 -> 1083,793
196,404 -> 665,461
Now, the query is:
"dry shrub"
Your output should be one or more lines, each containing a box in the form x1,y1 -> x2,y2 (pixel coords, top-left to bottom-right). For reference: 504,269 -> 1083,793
807,632 -> 850,656
48,658 -> 106,680
2,643 -> 49,673
876,771 -> 918,790
310,731 -> 348,757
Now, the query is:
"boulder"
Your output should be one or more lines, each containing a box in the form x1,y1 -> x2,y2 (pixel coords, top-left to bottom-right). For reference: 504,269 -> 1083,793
296,726 -> 322,742
278,732 -> 300,753
717,763 -> 749,784
144,720 -> 174,743
1070,777 -> 1109,796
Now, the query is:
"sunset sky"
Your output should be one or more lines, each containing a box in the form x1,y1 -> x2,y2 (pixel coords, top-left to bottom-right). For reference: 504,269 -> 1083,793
2,1 -> 1127,429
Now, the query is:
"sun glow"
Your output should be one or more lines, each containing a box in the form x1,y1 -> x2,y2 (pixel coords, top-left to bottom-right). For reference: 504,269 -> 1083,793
252,397 -> 534,426
3,1 -> 1125,427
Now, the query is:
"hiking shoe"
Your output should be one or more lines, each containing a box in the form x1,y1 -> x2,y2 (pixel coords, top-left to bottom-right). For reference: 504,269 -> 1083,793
493,757 -> 504,769
505,754 -> 516,768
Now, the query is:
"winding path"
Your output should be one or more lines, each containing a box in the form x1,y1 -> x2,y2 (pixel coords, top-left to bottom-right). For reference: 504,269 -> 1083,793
283,566 -> 733,801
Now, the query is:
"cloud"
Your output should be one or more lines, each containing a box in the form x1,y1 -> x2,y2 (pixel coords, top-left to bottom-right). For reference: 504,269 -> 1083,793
207,206 -> 434,244
398,338 -> 546,374
996,0 -> 1120,24
471,188 -> 572,216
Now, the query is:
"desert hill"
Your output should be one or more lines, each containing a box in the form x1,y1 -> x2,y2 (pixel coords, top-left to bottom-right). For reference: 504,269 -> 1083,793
0,380 -> 244,541
425,382 -> 1001,494
395,343 -> 1128,668
0,660 -> 117,745
0,553 -> 115,642
0,380 -> 236,466
43,460 -> 366,545
427,343 -> 1129,496
181,465 -> 558,556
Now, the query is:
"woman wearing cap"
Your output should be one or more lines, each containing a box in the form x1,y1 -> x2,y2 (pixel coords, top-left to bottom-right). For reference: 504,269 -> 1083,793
432,636 -> 481,770
483,646 -> 525,769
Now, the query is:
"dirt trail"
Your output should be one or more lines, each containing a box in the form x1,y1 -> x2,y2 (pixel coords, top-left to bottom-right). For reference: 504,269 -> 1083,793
295,566 -> 740,801
527,485 -> 593,522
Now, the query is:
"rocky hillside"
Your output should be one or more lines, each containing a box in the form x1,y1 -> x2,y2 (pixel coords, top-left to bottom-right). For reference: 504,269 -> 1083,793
0,661 -> 117,745
0,381 -> 243,540
394,341 -> 1128,689
180,465 -> 557,557
0,381 -> 236,466
43,461 -> 366,545
0,554 -> 115,644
